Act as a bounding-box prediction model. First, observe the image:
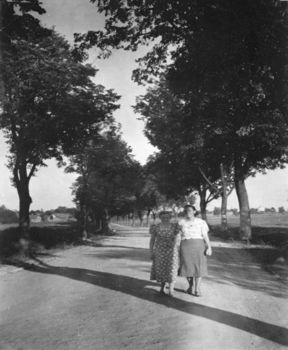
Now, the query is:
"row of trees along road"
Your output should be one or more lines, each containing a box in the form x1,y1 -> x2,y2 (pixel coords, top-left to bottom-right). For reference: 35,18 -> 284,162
66,129 -> 143,236
67,132 -> 198,236
77,0 -> 288,240
0,0 -> 120,238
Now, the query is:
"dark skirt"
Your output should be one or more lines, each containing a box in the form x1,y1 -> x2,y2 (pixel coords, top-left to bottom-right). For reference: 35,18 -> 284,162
179,239 -> 207,277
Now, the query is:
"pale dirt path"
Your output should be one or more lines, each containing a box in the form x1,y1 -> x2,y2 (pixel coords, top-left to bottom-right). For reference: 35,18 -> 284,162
0,224 -> 287,350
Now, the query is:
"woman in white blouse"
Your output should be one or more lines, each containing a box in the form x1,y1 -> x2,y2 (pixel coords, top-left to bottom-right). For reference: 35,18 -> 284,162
178,205 -> 212,296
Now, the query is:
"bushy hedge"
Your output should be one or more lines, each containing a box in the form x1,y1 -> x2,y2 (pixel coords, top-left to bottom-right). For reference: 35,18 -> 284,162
0,227 -> 22,257
0,223 -> 82,259
29,224 -> 82,249
211,225 -> 288,247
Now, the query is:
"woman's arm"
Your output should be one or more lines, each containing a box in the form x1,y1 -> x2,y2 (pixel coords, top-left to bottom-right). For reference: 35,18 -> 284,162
173,222 -> 182,245
203,232 -> 212,256
202,222 -> 212,256
167,223 -> 179,247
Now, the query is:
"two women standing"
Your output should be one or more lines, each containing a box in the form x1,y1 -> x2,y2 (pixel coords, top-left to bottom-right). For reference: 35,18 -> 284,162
149,205 -> 212,297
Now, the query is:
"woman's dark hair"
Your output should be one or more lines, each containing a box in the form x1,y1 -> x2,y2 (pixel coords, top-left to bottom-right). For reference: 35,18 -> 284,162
184,204 -> 196,211
184,204 -> 198,216
159,210 -> 172,216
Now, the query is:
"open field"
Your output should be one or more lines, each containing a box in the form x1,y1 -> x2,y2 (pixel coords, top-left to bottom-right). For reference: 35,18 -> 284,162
112,213 -> 288,228
207,213 -> 288,228
1,213 -> 287,260
1,213 -> 287,232
112,213 -> 288,248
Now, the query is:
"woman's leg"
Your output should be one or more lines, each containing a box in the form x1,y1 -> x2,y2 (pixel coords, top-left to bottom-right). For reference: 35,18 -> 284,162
194,277 -> 202,296
186,277 -> 193,294
160,282 -> 166,293
168,282 -> 175,296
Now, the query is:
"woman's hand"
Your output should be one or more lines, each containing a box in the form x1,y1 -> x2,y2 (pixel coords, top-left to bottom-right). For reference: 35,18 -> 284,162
205,247 -> 212,256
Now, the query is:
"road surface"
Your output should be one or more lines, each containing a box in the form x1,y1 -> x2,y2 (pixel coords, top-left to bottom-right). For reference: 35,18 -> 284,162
0,224 -> 288,350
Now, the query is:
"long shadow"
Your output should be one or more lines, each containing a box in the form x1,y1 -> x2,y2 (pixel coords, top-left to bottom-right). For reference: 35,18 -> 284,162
7,258 -> 288,347
82,242 -> 288,298
83,240 -> 148,251
81,240 -> 150,262
84,248 -> 149,262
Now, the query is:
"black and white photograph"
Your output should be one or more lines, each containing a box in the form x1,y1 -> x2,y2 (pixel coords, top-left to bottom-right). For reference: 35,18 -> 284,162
0,0 -> 288,349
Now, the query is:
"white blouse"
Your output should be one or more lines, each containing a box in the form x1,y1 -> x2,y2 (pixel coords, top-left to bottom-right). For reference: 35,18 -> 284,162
178,218 -> 209,240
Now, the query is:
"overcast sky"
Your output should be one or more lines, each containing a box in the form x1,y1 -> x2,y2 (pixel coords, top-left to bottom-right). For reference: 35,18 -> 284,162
0,0 -> 287,211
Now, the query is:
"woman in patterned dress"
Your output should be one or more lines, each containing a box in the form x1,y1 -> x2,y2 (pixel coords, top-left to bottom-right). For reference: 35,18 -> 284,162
178,205 -> 212,297
149,211 -> 180,296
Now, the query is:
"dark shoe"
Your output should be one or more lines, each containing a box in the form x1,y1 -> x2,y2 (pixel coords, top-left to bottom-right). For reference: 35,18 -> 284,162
186,288 -> 193,295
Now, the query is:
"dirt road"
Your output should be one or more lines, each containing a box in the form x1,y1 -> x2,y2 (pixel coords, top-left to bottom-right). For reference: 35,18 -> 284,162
0,224 -> 288,350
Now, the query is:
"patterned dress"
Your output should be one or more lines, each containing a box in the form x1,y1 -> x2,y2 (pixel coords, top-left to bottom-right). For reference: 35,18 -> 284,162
150,223 -> 180,283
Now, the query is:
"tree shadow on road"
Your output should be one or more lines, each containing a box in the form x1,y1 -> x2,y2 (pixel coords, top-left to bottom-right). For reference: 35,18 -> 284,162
7,257 -> 288,347
80,242 -> 288,298
70,238 -> 288,298
84,247 -> 149,262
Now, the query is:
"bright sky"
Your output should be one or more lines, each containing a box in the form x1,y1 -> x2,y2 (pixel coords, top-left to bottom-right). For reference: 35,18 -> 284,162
0,0 -> 287,211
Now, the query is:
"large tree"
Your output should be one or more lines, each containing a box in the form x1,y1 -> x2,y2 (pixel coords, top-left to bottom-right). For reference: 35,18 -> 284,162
165,2 -> 288,239
79,0 -> 288,240
1,30 -> 119,232
135,78 -> 223,220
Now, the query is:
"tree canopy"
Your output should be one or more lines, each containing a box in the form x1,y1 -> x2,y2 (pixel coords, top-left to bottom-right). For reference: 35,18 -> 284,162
135,79 -> 223,218
1,27 -> 120,230
81,0 -> 288,239
0,0 -> 50,100
68,129 -> 142,234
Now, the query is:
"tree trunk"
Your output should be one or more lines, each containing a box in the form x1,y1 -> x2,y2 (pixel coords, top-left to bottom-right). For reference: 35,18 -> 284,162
14,159 -> 37,238
15,175 -> 32,255
101,208 -> 112,234
220,164 -> 228,230
17,182 -> 32,234
78,203 -> 88,239
200,199 -> 207,220
221,194 -> 228,230
146,209 -> 151,226
198,186 -> 208,220
132,211 -> 135,226
138,210 -> 143,227
82,204 -> 88,240
235,173 -> 251,241
96,217 -> 102,231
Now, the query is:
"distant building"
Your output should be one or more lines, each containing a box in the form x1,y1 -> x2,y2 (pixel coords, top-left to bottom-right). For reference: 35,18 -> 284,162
226,210 -> 235,216
47,214 -> 56,222
30,214 -> 42,223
